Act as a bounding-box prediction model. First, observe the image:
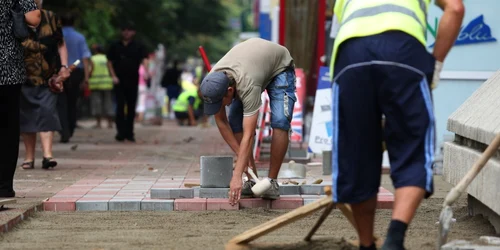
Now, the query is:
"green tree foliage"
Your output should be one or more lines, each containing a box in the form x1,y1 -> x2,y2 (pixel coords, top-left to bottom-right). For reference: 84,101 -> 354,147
44,1 -> 230,51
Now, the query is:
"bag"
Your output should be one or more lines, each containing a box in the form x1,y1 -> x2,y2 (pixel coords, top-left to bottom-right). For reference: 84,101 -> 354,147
11,1 -> 30,41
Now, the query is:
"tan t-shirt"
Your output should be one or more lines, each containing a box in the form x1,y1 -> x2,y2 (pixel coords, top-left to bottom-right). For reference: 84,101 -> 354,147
211,38 -> 294,116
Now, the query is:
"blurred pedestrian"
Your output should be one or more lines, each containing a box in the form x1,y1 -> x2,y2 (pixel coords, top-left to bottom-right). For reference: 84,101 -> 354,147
135,63 -> 149,123
107,22 -> 149,142
172,88 -> 202,127
58,12 -> 91,143
0,0 -> 40,198
19,0 -> 70,170
88,44 -> 114,129
161,60 -> 182,119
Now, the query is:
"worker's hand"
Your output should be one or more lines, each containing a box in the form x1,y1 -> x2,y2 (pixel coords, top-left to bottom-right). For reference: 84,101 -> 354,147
58,67 -> 70,82
112,76 -> 120,85
228,175 -> 242,206
431,60 -> 443,90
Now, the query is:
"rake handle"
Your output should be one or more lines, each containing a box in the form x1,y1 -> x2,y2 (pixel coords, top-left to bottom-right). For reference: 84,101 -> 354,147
445,133 -> 500,205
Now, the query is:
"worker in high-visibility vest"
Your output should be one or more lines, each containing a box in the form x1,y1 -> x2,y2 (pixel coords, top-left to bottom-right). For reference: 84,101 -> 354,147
172,88 -> 202,126
88,44 -> 114,129
330,1 -> 464,249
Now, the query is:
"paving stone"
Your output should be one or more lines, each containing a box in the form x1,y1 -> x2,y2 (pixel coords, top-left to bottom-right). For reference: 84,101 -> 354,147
150,188 -> 194,199
239,198 -> 271,209
300,185 -> 326,195
193,187 -> 200,197
200,156 -> 233,188
174,198 -> 207,211
76,200 -> 109,211
199,188 -> 229,198
279,185 -> 301,195
43,198 -> 78,211
271,197 -> 303,209
141,199 -> 174,211
108,199 -> 141,211
206,199 -> 239,210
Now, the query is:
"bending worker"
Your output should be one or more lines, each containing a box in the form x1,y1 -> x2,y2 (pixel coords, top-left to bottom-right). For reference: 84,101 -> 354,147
330,0 -> 464,250
172,88 -> 202,126
200,38 -> 296,205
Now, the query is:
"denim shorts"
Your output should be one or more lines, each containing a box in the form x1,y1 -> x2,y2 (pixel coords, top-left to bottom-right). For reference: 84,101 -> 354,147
229,68 -> 297,133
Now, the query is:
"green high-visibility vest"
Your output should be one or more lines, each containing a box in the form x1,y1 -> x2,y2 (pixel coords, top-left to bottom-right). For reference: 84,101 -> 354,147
172,89 -> 201,112
330,0 -> 430,80
89,54 -> 113,90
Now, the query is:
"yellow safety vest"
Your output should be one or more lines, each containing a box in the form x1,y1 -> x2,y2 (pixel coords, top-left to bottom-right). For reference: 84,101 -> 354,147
172,89 -> 201,112
330,0 -> 430,80
89,54 -> 113,90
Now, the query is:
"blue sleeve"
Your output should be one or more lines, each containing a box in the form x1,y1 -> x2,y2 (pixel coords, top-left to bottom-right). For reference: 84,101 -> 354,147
80,36 -> 91,59
188,97 -> 196,106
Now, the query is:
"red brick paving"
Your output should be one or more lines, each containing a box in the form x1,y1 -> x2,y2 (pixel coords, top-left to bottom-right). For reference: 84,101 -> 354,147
1,120 -> 395,232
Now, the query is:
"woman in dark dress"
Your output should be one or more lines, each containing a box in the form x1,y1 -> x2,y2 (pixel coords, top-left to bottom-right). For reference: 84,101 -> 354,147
19,0 -> 69,170
0,0 -> 40,198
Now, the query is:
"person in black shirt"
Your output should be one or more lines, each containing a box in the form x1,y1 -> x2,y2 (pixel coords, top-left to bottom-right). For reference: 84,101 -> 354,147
106,22 -> 148,142
161,60 -> 182,118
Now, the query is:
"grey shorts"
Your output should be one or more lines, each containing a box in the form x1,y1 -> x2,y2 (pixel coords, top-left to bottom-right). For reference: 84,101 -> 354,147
90,90 -> 114,116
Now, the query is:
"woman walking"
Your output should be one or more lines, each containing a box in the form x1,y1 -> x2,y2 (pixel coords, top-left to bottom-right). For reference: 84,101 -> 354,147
19,0 -> 70,170
0,0 -> 40,197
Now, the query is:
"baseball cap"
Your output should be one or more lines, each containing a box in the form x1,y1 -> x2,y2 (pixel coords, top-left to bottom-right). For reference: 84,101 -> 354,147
200,71 -> 230,115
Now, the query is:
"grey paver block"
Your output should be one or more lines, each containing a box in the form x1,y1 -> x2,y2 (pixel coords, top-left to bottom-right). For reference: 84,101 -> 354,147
300,185 -> 326,195
150,188 -> 194,199
141,200 -> 174,211
200,156 -> 233,188
193,187 -> 200,197
109,200 -> 141,211
303,199 -> 320,205
279,185 -> 301,195
199,188 -> 229,198
76,200 -> 109,211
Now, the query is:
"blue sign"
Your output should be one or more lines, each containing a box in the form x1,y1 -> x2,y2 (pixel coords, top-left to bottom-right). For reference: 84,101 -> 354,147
430,15 -> 497,47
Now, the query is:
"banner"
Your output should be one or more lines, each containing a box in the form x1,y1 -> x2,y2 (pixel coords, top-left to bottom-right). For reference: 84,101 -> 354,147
290,68 -> 306,142
308,66 -> 332,153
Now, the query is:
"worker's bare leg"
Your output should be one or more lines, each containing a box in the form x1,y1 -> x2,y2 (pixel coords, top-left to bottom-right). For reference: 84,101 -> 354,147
269,128 -> 288,179
351,196 -> 377,247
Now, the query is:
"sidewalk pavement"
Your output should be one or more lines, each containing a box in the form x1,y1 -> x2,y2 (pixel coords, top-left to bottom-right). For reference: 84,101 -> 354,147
1,120 -> 394,232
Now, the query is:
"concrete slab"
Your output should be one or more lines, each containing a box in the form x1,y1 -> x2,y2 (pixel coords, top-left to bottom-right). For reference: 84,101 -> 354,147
443,142 -> 500,223
279,185 -> 301,195
199,188 -> 229,198
141,199 -> 174,211
200,156 -> 233,188
150,188 -> 194,199
447,71 -> 500,145
108,200 -> 141,211
442,236 -> 500,250
76,200 -> 108,211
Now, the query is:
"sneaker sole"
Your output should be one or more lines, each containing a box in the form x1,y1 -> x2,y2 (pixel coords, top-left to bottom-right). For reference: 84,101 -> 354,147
260,194 -> 280,200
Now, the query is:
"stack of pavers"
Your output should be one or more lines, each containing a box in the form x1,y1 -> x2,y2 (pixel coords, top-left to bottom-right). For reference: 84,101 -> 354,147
149,156 -> 333,211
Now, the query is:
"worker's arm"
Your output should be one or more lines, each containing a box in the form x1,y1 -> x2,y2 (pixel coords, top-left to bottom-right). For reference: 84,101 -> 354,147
214,107 -> 241,155
107,61 -> 119,84
106,45 -> 119,84
88,58 -> 94,78
433,0 -> 465,62
82,58 -> 90,88
187,97 -> 197,126
431,0 -> 465,89
24,10 -> 41,28
229,113 -> 259,205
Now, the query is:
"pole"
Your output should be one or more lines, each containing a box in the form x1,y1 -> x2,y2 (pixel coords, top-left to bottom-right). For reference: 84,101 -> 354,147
198,46 -> 212,72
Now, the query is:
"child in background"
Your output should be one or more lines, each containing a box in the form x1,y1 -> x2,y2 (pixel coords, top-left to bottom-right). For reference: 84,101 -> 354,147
88,44 -> 114,129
